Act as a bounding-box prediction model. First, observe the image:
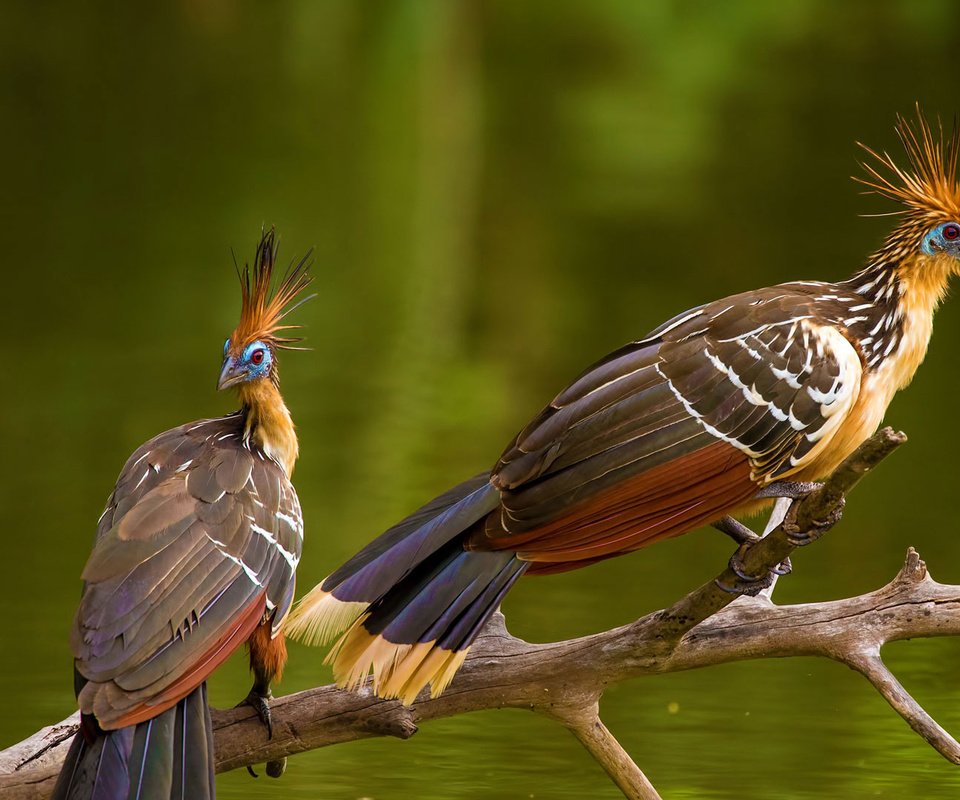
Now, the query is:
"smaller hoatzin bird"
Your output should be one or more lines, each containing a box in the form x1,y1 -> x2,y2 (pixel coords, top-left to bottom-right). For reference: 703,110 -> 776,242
53,230 -> 312,800
286,111 -> 960,705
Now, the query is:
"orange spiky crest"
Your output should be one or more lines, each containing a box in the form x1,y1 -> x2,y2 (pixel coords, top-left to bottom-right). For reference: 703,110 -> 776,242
226,228 -> 313,476
857,107 -> 960,223
228,227 -> 314,360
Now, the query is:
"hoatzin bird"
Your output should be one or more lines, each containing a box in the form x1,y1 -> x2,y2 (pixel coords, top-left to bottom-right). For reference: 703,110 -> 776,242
286,110 -> 960,705
53,230 -> 312,800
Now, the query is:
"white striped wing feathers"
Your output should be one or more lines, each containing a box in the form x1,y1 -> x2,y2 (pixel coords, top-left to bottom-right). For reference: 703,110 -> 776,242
658,310 -> 863,483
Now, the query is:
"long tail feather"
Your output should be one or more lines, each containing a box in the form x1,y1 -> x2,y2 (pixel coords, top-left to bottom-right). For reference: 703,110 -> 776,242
329,545 -> 528,704
52,685 -> 214,800
285,473 -> 500,646
286,472 -> 525,703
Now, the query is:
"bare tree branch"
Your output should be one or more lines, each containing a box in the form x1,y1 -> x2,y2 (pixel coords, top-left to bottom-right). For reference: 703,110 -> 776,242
841,549 -> 960,765
550,704 -> 664,800
656,427 -> 907,637
6,428 -> 959,800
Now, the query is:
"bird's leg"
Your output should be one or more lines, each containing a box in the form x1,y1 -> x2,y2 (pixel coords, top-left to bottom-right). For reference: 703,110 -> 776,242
754,480 -> 845,546
239,674 -> 274,738
237,672 -> 280,778
753,480 -> 822,500
240,625 -> 288,779
239,683 -> 286,778
712,516 -> 791,596
712,515 -> 759,546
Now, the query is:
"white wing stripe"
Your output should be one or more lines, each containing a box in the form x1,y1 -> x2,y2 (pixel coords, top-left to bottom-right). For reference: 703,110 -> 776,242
249,520 -> 300,571
204,532 -> 264,587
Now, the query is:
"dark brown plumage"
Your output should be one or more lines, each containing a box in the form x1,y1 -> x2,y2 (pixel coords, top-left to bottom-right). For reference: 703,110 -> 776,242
73,412 -> 302,729
287,111 -> 960,705
53,230 -> 310,800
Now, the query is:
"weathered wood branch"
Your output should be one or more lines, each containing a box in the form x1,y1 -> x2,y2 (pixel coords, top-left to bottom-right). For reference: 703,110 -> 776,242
657,426 -> 907,637
550,704 -> 665,800
5,428 -> 958,800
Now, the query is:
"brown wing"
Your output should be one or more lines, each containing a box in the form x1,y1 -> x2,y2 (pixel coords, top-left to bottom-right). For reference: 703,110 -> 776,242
71,413 -> 303,729
477,284 -> 863,568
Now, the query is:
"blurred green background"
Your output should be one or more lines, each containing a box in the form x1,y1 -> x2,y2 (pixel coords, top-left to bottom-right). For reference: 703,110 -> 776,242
3,1 -> 960,798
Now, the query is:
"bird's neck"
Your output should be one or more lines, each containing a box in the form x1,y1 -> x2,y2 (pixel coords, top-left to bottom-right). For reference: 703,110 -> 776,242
844,252 -> 951,388
238,380 -> 299,476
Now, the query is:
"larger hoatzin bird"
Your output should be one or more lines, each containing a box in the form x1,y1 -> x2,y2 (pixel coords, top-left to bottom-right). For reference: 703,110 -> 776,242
286,111 -> 960,705
53,230 -> 312,800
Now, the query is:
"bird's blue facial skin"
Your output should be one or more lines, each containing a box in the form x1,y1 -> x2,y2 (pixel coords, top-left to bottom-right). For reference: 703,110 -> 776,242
921,222 -> 960,257
238,340 -> 273,381
219,339 -> 272,389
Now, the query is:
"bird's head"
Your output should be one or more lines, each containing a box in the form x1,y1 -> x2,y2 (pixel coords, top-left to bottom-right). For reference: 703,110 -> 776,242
217,337 -> 276,390
218,228 -> 314,392
858,108 -> 960,276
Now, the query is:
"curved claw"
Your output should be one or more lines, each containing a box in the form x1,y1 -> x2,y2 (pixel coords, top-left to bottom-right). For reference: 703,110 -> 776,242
783,497 -> 846,547
716,544 -> 777,596
771,556 -> 792,576
236,688 -> 274,738
237,688 -> 287,779
245,758 -> 286,779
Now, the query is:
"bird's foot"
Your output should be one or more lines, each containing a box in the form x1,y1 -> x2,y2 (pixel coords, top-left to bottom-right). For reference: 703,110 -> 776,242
771,555 -> 793,576
713,516 -> 791,594
715,543 -> 791,596
237,688 -> 287,779
782,497 -> 846,547
246,760 -> 287,779
753,480 -> 822,501
265,759 -> 287,779
238,687 -> 274,737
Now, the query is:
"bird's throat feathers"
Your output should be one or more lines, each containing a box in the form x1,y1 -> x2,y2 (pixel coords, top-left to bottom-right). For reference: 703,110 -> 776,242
889,253 -> 952,389
850,108 -> 960,387
239,380 -> 299,476
848,244 -> 953,394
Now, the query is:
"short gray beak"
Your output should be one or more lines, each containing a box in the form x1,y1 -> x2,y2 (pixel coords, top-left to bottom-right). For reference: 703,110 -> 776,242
217,358 -> 247,391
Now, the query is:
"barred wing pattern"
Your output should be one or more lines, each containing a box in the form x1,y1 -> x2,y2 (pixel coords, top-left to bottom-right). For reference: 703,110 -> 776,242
481,284 -> 863,565
656,288 -> 863,480
72,413 -> 303,729
286,281 -> 882,704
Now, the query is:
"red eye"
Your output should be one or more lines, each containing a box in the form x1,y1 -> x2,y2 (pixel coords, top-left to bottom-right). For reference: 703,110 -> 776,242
944,224 -> 960,241
250,348 -> 265,365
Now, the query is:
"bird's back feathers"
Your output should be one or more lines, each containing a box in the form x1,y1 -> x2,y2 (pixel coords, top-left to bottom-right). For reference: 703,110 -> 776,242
73,413 -> 302,729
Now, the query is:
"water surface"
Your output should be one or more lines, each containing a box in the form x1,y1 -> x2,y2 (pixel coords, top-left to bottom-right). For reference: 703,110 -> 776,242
3,3 -> 960,797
